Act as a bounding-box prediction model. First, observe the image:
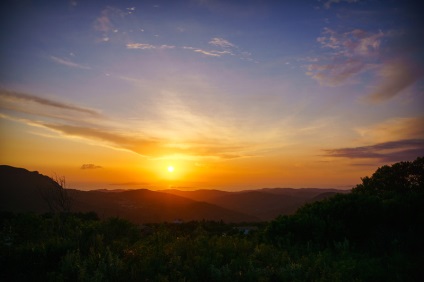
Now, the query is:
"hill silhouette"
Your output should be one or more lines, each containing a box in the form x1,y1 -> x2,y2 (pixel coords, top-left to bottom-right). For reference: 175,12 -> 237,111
162,188 -> 348,220
1,165 -> 347,222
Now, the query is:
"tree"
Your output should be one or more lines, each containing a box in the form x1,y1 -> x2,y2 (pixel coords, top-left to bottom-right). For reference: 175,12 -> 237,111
40,174 -> 73,213
352,157 -> 424,196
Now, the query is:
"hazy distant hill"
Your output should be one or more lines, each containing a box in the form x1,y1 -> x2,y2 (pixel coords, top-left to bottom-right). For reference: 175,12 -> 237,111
162,188 -> 349,221
0,165 -> 349,222
70,189 -> 258,223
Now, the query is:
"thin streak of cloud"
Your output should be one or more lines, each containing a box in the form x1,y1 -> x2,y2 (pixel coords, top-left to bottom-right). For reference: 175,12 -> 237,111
50,56 -> 91,70
324,139 -> 424,163
126,43 -> 175,50
0,90 -> 101,117
126,43 -> 155,49
193,49 -> 221,57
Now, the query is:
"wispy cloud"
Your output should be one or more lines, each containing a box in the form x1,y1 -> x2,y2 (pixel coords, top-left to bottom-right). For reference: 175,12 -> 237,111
0,90 -> 100,117
325,116 -> 424,163
308,25 -> 423,101
306,28 -> 383,86
50,56 -> 91,70
193,49 -> 221,57
209,37 -> 236,48
126,43 -> 175,50
0,90 -> 251,159
182,37 -> 251,60
366,58 -> 424,103
93,6 -> 125,32
125,36 -> 251,61
355,117 -> 424,144
81,164 -> 102,169
93,6 -> 130,42
35,121 -> 247,159
324,139 -> 424,163
183,46 -> 225,57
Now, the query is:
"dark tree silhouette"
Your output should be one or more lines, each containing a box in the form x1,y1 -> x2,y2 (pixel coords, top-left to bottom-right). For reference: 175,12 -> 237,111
40,174 -> 72,213
352,157 -> 424,196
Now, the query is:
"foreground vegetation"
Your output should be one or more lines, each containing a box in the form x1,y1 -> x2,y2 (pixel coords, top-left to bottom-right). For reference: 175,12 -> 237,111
1,158 -> 423,281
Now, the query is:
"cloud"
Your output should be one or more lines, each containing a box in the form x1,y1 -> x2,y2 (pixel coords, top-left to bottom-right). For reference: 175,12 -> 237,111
0,90 -> 101,117
126,43 -> 175,50
126,43 -> 155,50
306,58 -> 366,86
181,37 -> 250,59
125,36 -> 249,61
356,117 -> 424,144
81,164 -> 102,169
325,117 -> 424,163
93,6 -> 125,32
309,23 -> 423,101
324,139 -> 424,163
34,121 -> 247,159
182,46 -> 232,57
1,92 -> 249,159
93,7 -> 129,42
193,49 -> 221,57
209,37 -> 236,48
306,28 -> 383,86
366,58 -> 424,102
50,56 -> 91,70
0,89 -> 254,160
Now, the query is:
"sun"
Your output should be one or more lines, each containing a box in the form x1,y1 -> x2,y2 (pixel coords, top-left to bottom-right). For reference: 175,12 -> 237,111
167,166 -> 174,173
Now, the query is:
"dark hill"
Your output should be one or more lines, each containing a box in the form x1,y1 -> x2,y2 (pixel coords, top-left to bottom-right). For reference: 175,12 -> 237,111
0,165 -> 60,212
0,165 -> 349,222
162,188 -> 349,221
70,188 -> 258,223
0,165 -> 257,223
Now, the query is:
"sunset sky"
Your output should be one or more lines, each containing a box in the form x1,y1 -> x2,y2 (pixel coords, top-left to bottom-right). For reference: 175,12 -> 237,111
1,0 -> 423,191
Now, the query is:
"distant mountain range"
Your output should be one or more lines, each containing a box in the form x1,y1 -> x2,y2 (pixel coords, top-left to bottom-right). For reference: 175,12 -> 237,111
0,165 -> 349,223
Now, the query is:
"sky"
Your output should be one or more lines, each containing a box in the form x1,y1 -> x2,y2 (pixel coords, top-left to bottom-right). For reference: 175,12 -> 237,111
1,0 -> 423,191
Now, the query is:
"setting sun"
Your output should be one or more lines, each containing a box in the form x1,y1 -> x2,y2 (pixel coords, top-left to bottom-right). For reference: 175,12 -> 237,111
0,0 -> 421,192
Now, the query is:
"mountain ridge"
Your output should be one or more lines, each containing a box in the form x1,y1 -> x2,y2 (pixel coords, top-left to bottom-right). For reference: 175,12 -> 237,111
1,165 -> 350,222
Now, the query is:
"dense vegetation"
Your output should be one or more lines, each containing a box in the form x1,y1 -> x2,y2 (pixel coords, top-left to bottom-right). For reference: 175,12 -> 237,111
1,157 -> 423,281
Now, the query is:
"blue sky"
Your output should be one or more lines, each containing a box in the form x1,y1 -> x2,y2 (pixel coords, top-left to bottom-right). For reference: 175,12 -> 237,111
1,0 -> 423,190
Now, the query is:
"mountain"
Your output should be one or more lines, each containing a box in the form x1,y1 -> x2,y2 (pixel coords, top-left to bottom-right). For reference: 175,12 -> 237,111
70,189 -> 258,223
162,189 -> 295,220
0,165 -> 60,212
0,165 -> 257,223
162,188 -> 349,221
0,165 -> 349,223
